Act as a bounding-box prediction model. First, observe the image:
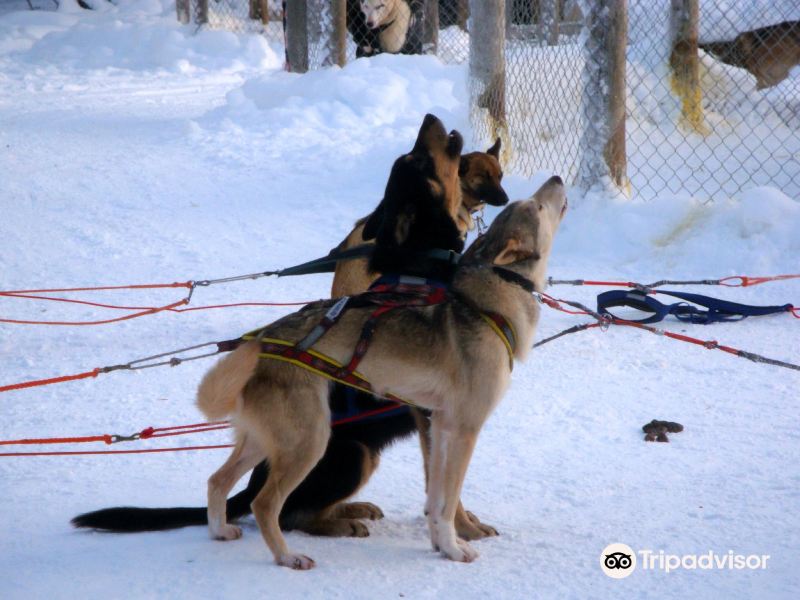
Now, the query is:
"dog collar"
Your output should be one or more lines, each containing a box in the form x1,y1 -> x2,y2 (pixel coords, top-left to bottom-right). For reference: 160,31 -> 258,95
492,266 -> 536,293
377,18 -> 395,33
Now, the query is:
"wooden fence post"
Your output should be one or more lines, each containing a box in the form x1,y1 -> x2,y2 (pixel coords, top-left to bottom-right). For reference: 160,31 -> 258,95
176,0 -> 190,25
327,0 -> 347,66
423,0 -> 439,54
470,0 -> 507,142
456,0 -> 469,31
670,0 -> 706,134
196,0 -> 208,25
249,0 -> 270,24
286,0 -> 309,73
539,0 -> 560,46
578,0 -> 629,194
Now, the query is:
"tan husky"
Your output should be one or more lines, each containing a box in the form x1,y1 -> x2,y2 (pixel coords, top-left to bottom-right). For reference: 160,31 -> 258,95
195,176 -> 567,569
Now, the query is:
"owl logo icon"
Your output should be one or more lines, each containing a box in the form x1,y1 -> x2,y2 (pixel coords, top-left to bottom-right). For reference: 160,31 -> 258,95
600,543 -> 637,578
604,551 -> 633,570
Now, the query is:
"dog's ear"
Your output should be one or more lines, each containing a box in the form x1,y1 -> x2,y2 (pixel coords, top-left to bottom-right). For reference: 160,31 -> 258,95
362,200 -> 385,241
458,154 -> 471,177
460,232 -> 487,262
493,237 -> 528,266
486,137 -> 501,158
393,203 -> 416,245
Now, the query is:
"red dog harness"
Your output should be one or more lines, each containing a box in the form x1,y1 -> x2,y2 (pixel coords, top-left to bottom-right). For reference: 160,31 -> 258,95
235,276 -> 517,404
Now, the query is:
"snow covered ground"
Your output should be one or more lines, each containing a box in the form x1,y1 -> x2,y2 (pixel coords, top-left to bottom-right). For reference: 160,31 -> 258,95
1,2 -> 798,599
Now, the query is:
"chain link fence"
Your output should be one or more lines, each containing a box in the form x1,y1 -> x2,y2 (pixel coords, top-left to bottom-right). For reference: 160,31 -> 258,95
626,1 -> 800,200
471,1 -> 800,200
182,1 -> 800,201
303,0 -> 470,68
189,0 -> 285,44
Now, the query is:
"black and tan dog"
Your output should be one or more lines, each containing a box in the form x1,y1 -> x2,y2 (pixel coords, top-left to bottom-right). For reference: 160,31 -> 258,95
195,177 -> 567,568
73,115 -> 500,541
332,137 -> 507,297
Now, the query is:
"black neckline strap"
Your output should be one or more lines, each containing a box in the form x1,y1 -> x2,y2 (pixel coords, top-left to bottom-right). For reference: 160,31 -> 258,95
277,244 -> 374,277
491,266 -> 537,293
277,246 -> 460,278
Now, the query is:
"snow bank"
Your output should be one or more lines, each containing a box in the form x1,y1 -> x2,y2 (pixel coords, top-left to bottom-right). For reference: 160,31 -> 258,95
0,0 -> 280,73
559,186 -> 800,274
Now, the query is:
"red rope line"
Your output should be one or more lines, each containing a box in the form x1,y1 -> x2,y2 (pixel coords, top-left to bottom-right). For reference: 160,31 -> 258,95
721,274 -> 800,287
172,301 -> 313,311
0,433 -> 112,446
0,445 -> 234,457
0,403 -> 408,456
0,298 -> 189,326
556,274 -> 800,288
0,368 -> 101,393
0,282 -> 193,294
1,294 -> 315,312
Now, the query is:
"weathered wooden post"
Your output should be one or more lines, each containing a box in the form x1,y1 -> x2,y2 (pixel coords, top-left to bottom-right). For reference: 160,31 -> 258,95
670,0 -> 706,134
539,0 -> 560,46
286,0 -> 309,73
577,0 -> 629,195
456,0 -> 469,31
195,0 -> 208,25
423,0 -> 439,54
329,0 -> 348,66
470,0 -> 507,147
176,0 -> 190,25
249,0 -> 270,25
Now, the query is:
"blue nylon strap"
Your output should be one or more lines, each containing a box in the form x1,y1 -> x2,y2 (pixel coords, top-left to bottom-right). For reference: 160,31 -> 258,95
597,289 -> 793,325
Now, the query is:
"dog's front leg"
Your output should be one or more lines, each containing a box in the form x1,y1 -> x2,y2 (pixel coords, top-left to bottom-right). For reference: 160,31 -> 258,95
425,414 -> 479,563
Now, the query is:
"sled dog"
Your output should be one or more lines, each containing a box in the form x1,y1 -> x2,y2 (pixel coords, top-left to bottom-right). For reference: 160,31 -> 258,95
348,0 -> 424,57
73,115 -> 497,541
196,176 -> 567,568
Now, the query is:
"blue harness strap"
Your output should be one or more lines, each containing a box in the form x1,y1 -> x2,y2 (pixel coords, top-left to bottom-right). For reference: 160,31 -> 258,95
597,289 -> 794,325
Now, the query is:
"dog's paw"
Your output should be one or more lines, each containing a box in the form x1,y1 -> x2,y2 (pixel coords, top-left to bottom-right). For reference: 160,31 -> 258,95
456,510 -> 499,540
347,519 -> 370,537
211,524 -> 242,541
440,539 -> 479,563
337,501 -> 384,521
277,553 -> 315,570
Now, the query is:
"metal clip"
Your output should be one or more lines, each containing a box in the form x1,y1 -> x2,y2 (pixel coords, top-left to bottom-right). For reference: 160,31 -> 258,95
474,209 -> 487,235
109,432 -> 141,444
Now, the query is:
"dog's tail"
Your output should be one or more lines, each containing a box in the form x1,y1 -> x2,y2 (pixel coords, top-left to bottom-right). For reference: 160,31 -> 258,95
196,340 -> 260,421
71,463 -> 269,532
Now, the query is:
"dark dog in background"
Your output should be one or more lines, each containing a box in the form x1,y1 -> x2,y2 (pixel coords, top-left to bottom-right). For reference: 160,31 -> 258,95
332,138 -> 507,298
700,21 -> 800,90
347,0 -> 425,58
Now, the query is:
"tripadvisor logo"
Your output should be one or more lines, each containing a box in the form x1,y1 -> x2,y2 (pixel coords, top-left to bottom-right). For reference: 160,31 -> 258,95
600,543 -> 771,578
601,543 -> 637,579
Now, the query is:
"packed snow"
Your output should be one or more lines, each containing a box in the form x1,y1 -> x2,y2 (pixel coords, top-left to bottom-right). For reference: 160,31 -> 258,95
1,2 -> 798,599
